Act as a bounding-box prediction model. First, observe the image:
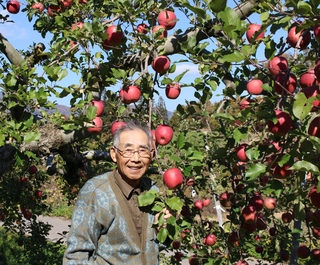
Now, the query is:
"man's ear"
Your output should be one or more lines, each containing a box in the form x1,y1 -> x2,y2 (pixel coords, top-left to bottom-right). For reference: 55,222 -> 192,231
150,149 -> 155,161
110,147 -> 117,162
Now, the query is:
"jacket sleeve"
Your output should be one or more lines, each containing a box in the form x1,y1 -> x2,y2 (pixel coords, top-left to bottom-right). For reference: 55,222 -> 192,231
63,180 -> 111,265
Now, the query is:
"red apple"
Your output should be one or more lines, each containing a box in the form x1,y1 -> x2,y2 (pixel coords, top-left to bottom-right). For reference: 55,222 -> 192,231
174,252 -> 183,261
280,249 -> 290,261
181,205 -> 190,217
311,249 -> 320,260
189,256 -> 200,265
61,0 -> 73,8
313,210 -> 320,224
155,124 -> 173,145
235,144 -> 248,162
274,73 -> 297,95
186,178 -> 194,186
152,25 -> 167,39
267,110 -> 292,136
23,210 -> 32,220
194,200 -> 204,210
249,194 -> 264,211
241,221 -> 257,234
105,25 -> 123,46
29,165 -> 37,174
32,3 -> 44,12
256,217 -> 267,230
246,79 -> 264,95
259,175 -> 269,186
239,98 -> 254,110
264,197 -> 276,210
7,0 -> 20,14
255,245 -> 263,253
310,186 -> 320,208
301,85 -> 320,111
157,10 -> 177,30
136,23 -> 148,34
287,26 -> 311,49
19,176 -> 28,185
71,22 -> 84,30
313,227 -> 320,238
269,227 -> 276,236
298,245 -> 310,259
300,69 -> 317,88
90,100 -> 104,117
34,190 -> 43,199
268,56 -> 289,76
246,23 -> 264,43
282,212 -> 293,223
242,205 -> 257,224
236,260 -> 248,265
0,211 -> 5,221
163,167 -> 184,189
219,192 -> 234,207
308,117 -> 320,137
202,198 -> 211,207
165,83 -> 181,99
228,232 -> 239,247
204,234 -> 217,246
119,85 -> 141,104
269,154 -> 292,179
152,56 -> 170,74
172,240 -> 181,249
111,121 -> 127,135
87,116 -> 103,134
48,5 -> 61,17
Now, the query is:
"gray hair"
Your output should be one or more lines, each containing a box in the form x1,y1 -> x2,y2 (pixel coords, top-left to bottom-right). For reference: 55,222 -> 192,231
113,120 -> 153,150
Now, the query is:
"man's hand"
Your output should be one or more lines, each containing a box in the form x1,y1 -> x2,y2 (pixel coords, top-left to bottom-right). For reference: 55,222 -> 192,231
154,208 -> 173,231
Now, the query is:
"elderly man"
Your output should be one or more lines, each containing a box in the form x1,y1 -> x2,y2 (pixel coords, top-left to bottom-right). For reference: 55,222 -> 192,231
63,121 -> 164,265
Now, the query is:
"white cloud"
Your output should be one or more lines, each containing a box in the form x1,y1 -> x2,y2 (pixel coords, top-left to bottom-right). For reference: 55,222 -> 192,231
174,63 -> 200,75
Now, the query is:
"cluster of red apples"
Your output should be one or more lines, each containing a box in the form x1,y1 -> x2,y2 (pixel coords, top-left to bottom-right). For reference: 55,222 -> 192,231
87,99 -> 105,134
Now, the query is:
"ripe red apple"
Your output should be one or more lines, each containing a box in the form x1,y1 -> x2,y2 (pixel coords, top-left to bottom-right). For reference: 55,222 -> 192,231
90,99 -> 104,117
87,117 -> 103,134
7,0 -> 20,14
269,227 -> 276,236
204,234 -> 217,246
249,194 -> 264,211
152,56 -> 170,74
34,190 -> 43,199
235,144 -> 248,162
308,117 -> 320,137
172,240 -> 181,249
194,200 -> 204,210
119,85 -> 141,104
264,197 -> 276,210
310,186 -> 320,208
155,124 -> 173,145
71,22 -> 84,30
255,245 -> 264,253
0,211 -> 5,221
311,249 -> 320,260
163,167 -> 184,189
157,10 -> 177,30
186,178 -> 194,186
282,212 -> 293,223
111,121 -> 127,135
268,56 -> 289,76
228,231 -> 239,247
48,5 -> 61,17
267,110 -> 292,136
136,23 -> 148,34
246,79 -> 264,95
274,73 -> 297,95
280,249 -> 290,261
165,83 -> 181,99
241,221 -> 257,234
300,69 -> 317,88
105,25 -> 123,46
259,175 -> 269,186
268,154 -> 292,179
287,26 -> 311,49
219,192 -> 234,207
19,176 -> 28,185
152,25 -> 168,39
23,210 -> 32,220
174,252 -> 183,261
189,256 -> 200,265
61,0 -> 73,8
301,85 -> 320,111
32,3 -> 44,12
298,245 -> 310,259
29,165 -> 38,174
313,210 -> 320,224
313,227 -> 320,238
78,0 -> 88,3
202,198 -> 210,207
239,98 -> 254,110
242,205 -> 257,224
246,23 -> 264,43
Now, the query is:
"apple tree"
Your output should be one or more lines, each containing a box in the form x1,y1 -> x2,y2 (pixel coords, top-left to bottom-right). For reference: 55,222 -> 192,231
1,0 -> 320,264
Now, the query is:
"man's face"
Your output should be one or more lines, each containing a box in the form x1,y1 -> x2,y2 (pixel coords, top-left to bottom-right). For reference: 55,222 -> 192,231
110,128 -> 152,187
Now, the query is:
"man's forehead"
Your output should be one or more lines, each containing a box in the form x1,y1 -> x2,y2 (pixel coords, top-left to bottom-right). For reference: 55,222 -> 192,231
118,129 -> 149,144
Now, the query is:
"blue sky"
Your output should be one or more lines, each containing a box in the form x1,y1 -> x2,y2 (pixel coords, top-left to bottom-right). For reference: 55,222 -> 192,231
0,4 -> 268,111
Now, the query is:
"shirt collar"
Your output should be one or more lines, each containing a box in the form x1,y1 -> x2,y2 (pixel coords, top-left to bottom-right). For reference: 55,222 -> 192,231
114,170 -> 146,199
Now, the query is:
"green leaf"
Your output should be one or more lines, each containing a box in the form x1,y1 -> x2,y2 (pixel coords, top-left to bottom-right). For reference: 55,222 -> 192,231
246,148 -> 260,160
293,92 -> 313,120
209,0 -> 227,13
218,51 -> 246,63
297,1 -> 312,14
245,164 -> 267,180
177,132 -> 185,149
166,197 -> 183,211
58,69 -> 68,81
211,113 -> 235,121
173,70 -> 189,83
263,180 -> 283,197
233,128 -> 248,143
24,132 -> 41,143
294,201 -> 306,221
157,227 -> 168,243
180,0 -> 206,18
86,105 -> 97,120
260,12 -> 270,21
289,161 -> 320,174
206,80 -> 217,91
137,191 -> 157,207
188,150 -> 205,161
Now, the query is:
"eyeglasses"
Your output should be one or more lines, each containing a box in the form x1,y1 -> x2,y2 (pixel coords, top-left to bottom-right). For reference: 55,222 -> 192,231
113,146 -> 153,158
